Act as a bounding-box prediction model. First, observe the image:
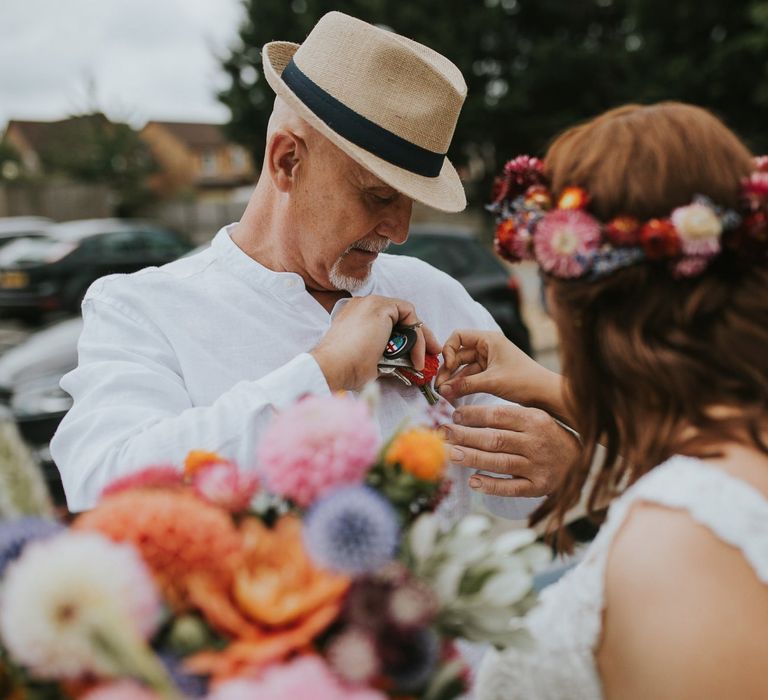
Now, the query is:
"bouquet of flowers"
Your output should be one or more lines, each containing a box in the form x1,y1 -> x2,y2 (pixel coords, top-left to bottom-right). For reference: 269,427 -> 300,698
0,392 -> 549,700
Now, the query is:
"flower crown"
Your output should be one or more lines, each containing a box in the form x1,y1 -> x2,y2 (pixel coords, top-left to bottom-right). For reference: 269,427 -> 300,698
489,155 -> 768,279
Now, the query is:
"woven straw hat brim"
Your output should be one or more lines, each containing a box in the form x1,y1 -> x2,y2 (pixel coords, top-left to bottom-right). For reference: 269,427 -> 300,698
263,40 -> 466,213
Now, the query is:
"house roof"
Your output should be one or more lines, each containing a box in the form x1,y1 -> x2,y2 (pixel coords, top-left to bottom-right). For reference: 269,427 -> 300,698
144,121 -> 229,150
5,114 -> 113,153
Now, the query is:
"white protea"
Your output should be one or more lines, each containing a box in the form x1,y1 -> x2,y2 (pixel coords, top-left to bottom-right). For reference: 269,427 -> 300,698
405,513 -> 550,646
0,531 -> 169,686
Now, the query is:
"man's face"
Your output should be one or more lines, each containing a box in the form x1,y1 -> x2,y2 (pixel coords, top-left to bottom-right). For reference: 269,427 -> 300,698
291,140 -> 413,292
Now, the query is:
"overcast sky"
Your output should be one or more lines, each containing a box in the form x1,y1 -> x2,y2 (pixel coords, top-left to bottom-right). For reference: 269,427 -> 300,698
0,0 -> 246,130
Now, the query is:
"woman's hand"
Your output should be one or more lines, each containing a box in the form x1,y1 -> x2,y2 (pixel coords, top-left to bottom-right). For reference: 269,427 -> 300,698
435,330 -> 568,420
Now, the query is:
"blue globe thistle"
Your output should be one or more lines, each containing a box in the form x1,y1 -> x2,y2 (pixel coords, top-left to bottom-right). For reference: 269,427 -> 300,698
0,517 -> 64,577
158,653 -> 209,698
303,486 -> 400,574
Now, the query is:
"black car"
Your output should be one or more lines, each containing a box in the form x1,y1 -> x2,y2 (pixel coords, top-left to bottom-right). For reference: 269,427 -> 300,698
390,224 -> 532,355
0,218 -> 193,320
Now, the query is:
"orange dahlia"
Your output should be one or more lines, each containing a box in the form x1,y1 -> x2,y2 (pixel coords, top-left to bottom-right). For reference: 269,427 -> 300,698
384,428 -> 447,482
234,515 -> 350,627
185,515 -> 349,680
74,490 -> 256,637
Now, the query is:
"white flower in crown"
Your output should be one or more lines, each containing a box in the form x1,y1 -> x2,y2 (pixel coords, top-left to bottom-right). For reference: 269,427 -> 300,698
670,201 -> 722,257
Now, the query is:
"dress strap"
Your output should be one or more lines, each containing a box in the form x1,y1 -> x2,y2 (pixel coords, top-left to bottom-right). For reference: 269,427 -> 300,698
601,455 -> 768,583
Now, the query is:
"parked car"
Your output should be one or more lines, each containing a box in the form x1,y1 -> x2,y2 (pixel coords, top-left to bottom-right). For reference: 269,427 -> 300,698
389,224 -> 532,355
0,218 -> 193,320
0,216 -> 53,248
0,245 -> 209,504
0,317 -> 81,504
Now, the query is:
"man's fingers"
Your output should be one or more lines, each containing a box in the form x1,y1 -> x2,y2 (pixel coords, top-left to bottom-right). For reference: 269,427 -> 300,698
390,299 -> 424,370
423,325 -> 441,356
451,403 -> 532,431
468,473 -> 537,498
446,443 -> 528,474
411,330 -> 426,371
442,424 -> 525,456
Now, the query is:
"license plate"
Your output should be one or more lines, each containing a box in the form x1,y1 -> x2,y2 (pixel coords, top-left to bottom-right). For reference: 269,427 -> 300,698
0,271 -> 29,289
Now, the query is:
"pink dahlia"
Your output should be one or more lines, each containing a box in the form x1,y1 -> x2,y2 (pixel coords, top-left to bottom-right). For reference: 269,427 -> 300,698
534,209 -> 602,278
207,656 -> 385,700
258,395 -> 381,507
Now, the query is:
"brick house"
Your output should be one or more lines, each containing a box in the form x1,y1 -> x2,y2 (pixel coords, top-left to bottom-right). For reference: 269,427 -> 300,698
140,121 -> 256,198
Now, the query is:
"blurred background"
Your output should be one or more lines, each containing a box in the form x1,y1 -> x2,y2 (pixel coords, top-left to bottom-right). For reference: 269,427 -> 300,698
0,0 -> 766,507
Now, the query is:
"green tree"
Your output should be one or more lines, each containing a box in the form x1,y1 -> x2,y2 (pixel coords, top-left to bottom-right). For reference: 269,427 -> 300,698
219,0 -> 768,202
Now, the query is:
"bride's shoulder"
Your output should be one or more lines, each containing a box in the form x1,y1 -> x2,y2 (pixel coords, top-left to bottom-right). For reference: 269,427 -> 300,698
597,487 -> 768,699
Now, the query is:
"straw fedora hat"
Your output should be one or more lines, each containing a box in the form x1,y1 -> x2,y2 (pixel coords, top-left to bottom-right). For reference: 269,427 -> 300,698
262,12 -> 467,212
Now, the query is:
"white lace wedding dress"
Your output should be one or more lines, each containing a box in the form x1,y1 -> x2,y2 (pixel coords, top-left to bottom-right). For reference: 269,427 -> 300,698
476,454 -> 768,700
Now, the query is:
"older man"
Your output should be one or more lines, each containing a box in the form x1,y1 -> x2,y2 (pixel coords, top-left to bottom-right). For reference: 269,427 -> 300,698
51,12 -> 577,513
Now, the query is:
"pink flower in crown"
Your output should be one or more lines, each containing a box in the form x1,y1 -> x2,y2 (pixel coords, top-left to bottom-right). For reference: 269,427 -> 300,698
754,156 -> 768,173
258,394 -> 381,508
670,202 -> 722,257
673,256 -> 711,278
207,655 -> 386,700
191,460 -> 260,512
742,172 -> 768,209
534,209 -> 602,278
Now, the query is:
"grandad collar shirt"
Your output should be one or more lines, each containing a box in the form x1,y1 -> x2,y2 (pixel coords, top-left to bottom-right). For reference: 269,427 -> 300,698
52,226 -> 542,520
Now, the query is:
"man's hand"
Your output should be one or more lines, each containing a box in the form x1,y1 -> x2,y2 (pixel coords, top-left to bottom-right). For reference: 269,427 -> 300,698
440,403 -> 580,498
311,295 -> 441,391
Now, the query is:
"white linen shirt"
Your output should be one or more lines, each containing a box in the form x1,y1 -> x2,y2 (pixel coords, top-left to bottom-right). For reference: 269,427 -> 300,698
52,226 -> 543,518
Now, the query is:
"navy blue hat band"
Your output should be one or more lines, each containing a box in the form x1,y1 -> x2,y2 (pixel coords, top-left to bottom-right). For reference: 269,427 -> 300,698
281,59 -> 445,178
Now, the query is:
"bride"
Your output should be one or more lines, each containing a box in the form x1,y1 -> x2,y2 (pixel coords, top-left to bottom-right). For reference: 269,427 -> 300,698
437,102 -> 768,699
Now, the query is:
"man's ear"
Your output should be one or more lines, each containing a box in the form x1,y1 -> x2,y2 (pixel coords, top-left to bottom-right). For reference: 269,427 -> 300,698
266,129 -> 305,193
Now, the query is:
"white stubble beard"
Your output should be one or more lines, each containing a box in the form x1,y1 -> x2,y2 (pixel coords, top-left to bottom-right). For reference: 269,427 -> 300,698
328,236 -> 391,291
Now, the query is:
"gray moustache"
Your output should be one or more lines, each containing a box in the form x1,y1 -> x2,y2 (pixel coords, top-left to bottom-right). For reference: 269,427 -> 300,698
349,239 -> 391,254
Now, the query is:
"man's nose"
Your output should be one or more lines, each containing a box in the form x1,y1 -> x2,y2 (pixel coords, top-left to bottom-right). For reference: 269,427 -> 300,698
376,196 -> 413,244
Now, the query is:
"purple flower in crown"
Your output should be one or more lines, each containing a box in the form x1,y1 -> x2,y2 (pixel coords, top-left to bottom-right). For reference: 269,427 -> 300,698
588,246 -> 645,279
534,209 -> 602,278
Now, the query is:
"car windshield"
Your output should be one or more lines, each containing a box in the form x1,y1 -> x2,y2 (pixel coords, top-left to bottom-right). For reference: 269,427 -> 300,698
390,234 -> 504,279
0,237 -> 76,266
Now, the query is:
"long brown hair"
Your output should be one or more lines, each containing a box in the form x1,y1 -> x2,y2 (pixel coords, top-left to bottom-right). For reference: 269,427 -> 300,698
531,102 -> 768,544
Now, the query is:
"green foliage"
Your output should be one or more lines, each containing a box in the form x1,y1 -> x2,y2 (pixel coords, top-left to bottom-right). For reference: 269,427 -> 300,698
219,0 -> 768,201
